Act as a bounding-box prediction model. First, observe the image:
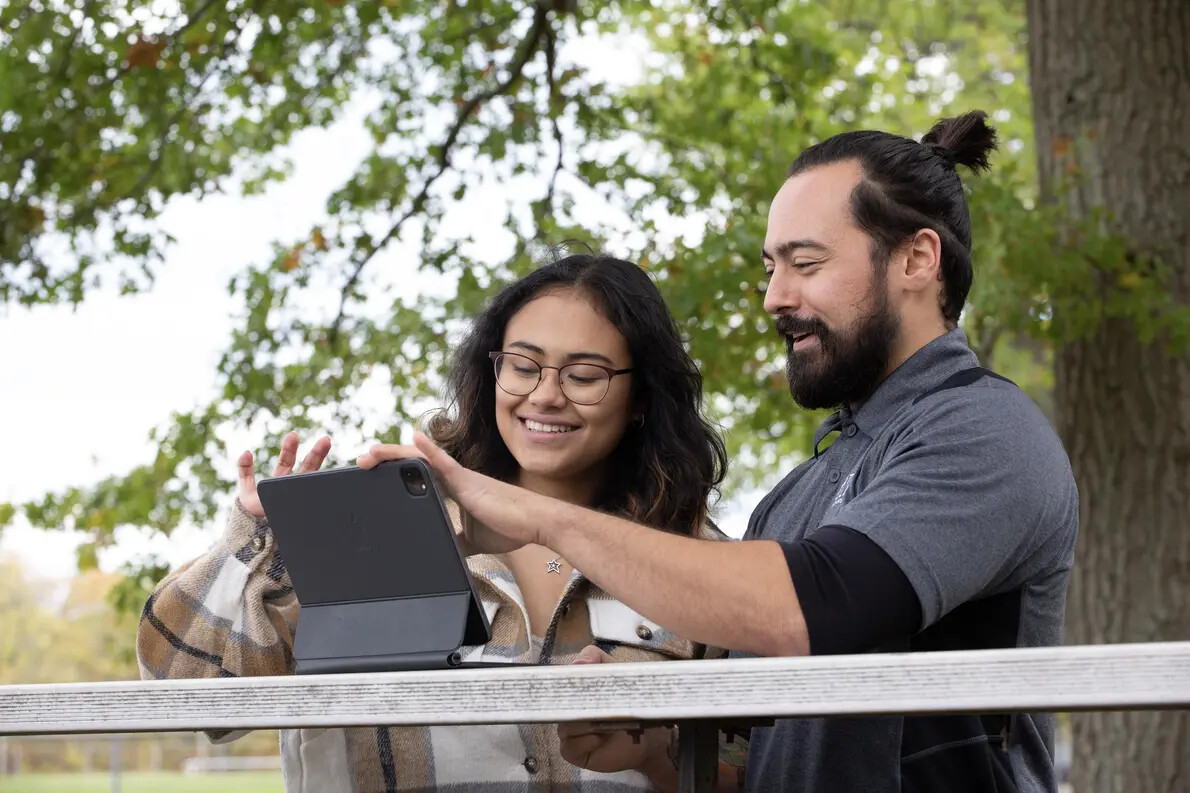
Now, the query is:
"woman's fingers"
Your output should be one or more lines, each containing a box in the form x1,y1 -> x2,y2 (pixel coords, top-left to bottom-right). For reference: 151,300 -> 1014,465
572,645 -> 614,665
236,450 -> 266,518
557,732 -> 606,767
557,722 -> 600,741
273,431 -> 300,476
298,436 -> 332,473
236,433 -> 327,520
237,450 -> 257,495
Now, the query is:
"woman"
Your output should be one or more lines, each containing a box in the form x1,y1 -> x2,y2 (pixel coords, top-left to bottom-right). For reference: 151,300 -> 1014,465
136,252 -> 729,792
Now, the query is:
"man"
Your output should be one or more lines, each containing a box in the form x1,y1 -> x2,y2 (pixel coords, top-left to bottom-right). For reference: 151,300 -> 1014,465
359,110 -> 1078,792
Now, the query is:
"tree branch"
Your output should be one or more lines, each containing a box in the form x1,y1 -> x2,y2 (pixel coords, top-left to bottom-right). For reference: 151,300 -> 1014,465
327,2 -> 554,342
543,24 -> 565,207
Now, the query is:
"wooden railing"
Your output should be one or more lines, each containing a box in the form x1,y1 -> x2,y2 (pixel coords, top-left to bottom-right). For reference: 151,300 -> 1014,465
3,642 -> 1189,792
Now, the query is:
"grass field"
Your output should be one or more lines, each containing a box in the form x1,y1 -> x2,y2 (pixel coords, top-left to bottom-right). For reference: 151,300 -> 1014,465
0,771 -> 284,793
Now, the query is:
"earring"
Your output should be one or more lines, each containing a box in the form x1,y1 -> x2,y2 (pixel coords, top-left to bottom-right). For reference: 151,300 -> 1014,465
632,415 -> 645,428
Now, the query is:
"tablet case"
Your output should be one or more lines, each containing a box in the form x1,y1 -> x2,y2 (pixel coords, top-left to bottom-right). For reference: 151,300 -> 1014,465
256,459 -> 492,674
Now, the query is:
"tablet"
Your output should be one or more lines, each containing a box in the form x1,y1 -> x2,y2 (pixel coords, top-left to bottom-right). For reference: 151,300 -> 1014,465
256,459 -> 493,674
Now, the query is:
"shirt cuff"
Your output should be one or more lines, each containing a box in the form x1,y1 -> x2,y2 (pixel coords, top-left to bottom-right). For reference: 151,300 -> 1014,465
780,524 -> 921,655
223,499 -> 272,562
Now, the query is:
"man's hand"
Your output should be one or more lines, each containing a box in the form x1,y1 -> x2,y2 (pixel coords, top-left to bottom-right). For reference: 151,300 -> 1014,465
355,433 -> 538,554
557,646 -> 677,790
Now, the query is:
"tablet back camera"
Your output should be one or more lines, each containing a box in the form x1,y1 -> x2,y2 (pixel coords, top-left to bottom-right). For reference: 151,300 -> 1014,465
401,464 -> 428,497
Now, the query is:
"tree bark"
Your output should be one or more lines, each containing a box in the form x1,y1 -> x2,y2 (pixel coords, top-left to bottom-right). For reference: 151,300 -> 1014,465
1026,0 -> 1190,791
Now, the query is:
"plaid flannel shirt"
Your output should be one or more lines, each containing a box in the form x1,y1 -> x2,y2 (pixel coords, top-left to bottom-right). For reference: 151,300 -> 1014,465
137,499 -> 728,793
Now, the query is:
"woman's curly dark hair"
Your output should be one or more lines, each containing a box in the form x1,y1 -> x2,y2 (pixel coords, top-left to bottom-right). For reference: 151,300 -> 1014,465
426,253 -> 727,535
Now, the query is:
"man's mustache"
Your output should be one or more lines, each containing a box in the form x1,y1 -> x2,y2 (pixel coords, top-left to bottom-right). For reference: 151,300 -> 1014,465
775,314 -> 829,341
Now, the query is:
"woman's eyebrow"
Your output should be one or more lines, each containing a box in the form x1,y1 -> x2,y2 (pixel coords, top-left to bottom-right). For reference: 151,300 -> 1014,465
506,340 -> 545,356
564,351 -> 615,365
506,341 -> 614,365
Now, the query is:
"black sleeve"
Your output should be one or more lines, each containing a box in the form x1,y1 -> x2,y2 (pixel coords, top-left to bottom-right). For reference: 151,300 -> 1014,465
780,524 -> 921,655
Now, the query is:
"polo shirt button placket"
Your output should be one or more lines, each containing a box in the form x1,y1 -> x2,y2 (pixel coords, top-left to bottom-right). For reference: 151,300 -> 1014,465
828,469 -> 841,483
846,424 -> 858,437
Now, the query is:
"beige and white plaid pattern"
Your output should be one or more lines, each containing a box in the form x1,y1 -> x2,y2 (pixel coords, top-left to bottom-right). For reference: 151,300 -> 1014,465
137,500 -> 727,793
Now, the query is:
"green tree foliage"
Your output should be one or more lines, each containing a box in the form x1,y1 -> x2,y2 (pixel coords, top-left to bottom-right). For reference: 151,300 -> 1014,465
2,0 -> 1183,584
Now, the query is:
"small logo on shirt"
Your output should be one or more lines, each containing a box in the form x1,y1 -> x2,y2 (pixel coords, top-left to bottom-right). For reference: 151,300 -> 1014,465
830,471 -> 856,507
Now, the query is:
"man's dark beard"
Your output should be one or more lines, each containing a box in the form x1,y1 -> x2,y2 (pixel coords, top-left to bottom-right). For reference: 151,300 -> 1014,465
777,290 -> 899,410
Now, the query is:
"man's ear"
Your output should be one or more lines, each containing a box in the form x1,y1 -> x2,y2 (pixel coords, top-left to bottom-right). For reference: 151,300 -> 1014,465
900,228 -> 943,292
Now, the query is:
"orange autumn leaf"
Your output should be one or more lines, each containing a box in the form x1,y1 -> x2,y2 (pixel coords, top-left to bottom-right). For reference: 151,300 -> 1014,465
311,228 -> 327,251
281,247 -> 302,272
125,36 -> 165,70
1051,135 -> 1071,157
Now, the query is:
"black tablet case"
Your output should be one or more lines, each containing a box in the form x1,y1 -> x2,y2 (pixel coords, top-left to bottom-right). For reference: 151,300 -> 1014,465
256,460 -> 492,674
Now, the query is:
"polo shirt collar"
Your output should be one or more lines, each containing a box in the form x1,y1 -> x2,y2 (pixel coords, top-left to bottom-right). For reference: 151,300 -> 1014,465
844,328 -> 979,439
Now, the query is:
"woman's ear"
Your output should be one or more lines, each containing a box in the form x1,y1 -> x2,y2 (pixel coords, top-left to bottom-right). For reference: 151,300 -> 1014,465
630,400 -> 646,428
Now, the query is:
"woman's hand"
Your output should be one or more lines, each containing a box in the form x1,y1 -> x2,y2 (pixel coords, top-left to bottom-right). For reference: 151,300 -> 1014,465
356,433 -> 538,554
238,432 -> 332,519
558,646 -> 676,783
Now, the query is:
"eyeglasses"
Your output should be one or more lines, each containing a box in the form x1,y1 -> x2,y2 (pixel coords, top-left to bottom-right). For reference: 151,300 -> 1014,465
489,351 -> 633,406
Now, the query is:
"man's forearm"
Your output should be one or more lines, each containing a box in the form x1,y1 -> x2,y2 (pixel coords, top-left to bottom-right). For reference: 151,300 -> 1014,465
534,496 -> 808,657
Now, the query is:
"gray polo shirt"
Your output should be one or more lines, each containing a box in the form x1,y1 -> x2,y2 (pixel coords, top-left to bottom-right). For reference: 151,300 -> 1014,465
736,328 -> 1078,793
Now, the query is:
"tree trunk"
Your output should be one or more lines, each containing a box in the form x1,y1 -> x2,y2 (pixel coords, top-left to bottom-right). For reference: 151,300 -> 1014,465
1026,1 -> 1190,791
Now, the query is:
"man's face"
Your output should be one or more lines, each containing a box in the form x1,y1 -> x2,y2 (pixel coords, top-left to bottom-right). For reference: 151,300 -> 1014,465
762,160 -> 900,410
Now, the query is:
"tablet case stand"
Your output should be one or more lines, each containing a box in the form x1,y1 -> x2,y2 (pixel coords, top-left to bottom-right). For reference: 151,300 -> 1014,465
294,589 -> 491,674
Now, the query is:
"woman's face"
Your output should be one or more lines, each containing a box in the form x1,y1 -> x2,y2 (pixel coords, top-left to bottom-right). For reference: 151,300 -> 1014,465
495,289 -> 635,487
